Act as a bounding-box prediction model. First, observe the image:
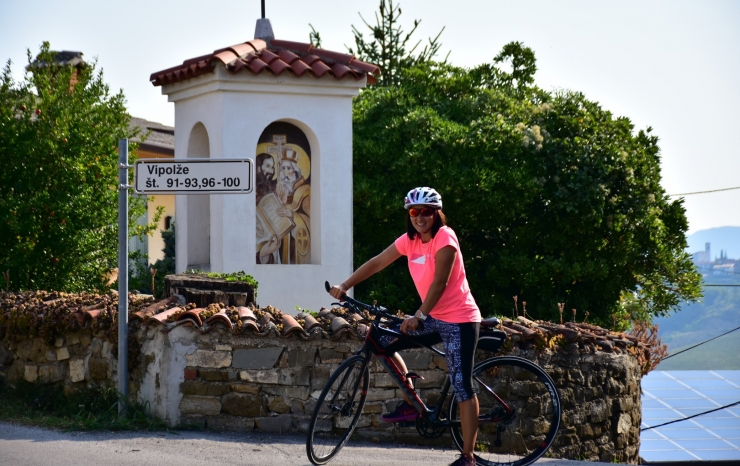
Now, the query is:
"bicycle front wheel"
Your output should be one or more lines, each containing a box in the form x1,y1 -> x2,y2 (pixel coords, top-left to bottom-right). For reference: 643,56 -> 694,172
306,355 -> 370,465
448,356 -> 561,466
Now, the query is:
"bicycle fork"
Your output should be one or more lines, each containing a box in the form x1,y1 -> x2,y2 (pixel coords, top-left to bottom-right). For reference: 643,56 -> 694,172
330,358 -> 370,417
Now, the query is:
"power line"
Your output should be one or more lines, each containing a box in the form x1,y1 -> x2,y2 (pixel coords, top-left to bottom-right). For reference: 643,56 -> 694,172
640,400 -> 740,431
668,185 -> 740,196
662,325 -> 740,360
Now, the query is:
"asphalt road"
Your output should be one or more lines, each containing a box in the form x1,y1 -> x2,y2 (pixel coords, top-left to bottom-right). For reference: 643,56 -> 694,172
0,422 -> 616,466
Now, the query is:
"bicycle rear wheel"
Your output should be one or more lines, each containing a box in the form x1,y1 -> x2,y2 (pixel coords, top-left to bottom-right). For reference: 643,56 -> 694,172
448,356 -> 561,466
306,355 -> 370,465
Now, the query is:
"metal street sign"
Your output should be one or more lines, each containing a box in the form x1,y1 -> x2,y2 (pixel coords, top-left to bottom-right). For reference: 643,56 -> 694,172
134,158 -> 253,194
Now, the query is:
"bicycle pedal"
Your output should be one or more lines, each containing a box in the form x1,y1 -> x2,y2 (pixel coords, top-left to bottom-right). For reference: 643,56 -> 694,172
399,420 -> 417,428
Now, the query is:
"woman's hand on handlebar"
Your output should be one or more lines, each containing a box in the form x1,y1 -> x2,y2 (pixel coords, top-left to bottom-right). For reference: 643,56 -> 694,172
400,316 -> 421,333
328,283 -> 348,300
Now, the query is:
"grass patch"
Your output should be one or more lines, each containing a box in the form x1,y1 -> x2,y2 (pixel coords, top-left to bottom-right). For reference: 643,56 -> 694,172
0,377 -> 169,431
184,269 -> 258,287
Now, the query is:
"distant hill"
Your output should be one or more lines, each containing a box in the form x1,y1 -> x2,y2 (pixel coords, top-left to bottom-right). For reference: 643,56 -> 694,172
650,226 -> 740,370
686,226 -> 740,260
654,286 -> 740,370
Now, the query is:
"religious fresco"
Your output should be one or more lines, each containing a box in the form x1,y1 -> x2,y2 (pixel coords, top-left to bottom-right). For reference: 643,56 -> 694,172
255,122 -> 311,264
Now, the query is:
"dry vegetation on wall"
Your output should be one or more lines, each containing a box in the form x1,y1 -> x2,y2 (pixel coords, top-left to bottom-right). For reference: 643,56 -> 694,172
0,291 -> 152,343
628,321 -> 669,374
491,316 -> 666,375
0,291 -> 156,372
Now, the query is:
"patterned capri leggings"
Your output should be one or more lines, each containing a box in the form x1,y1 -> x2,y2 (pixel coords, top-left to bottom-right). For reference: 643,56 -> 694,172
379,316 -> 480,402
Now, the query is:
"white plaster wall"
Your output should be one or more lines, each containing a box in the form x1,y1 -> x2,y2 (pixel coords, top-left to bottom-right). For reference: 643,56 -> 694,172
162,69 -> 361,313
186,122 -> 211,269
138,326 -> 197,426
173,86 -> 224,273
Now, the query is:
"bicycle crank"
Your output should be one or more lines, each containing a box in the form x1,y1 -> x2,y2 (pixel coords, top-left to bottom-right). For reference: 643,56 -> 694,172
416,416 -> 447,439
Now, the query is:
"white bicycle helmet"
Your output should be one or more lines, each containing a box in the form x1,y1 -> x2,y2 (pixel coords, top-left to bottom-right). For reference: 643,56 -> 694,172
404,187 -> 443,209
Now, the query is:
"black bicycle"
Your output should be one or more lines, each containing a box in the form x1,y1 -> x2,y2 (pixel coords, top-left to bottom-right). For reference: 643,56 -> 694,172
306,282 -> 561,466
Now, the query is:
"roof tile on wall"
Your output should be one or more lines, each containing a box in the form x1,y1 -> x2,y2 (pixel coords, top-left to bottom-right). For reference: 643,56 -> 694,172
270,39 -> 313,53
331,63 -> 352,79
258,48 -> 280,64
310,48 -> 354,64
248,58 -> 269,74
150,38 -> 380,87
277,49 -> 300,64
309,60 -> 332,77
1,291 -> 652,352
213,50 -> 239,65
268,59 -> 290,75
301,54 -> 321,66
348,58 -> 380,74
289,59 -> 312,76
205,311 -> 233,328
229,42 -> 258,57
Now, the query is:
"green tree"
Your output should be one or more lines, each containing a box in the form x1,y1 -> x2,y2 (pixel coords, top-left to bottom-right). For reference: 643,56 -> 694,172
0,43 -> 155,292
348,0 -> 446,87
351,46 -> 701,326
308,24 -> 322,49
130,223 -> 176,298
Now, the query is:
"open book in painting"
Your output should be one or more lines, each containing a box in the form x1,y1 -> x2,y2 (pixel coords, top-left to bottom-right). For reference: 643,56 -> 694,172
256,192 -> 295,239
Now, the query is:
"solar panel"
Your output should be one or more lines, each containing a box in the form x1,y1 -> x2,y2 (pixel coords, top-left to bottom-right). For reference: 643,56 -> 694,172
714,371 -> 740,381
640,370 -> 740,462
666,398 -> 721,409
712,428 -> 740,439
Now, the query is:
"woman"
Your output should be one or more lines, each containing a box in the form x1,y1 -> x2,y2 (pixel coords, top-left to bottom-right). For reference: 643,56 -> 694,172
330,187 -> 481,466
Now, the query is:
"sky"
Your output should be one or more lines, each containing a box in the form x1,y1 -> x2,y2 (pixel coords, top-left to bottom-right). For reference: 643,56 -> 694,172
1,0 -> 739,234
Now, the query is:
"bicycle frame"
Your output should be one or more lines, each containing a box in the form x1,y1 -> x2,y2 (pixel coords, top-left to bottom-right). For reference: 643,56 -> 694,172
325,282 -> 513,429
353,308 -> 460,428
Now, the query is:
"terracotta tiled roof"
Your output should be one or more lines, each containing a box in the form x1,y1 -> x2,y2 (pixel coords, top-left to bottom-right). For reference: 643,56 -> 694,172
150,39 -> 380,87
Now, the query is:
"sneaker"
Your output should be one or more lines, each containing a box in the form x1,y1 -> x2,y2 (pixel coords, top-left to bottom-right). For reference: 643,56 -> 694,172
381,401 -> 418,422
448,453 -> 476,466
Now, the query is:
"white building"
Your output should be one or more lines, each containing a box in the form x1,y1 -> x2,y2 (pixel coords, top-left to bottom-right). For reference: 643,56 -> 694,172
150,19 -> 379,312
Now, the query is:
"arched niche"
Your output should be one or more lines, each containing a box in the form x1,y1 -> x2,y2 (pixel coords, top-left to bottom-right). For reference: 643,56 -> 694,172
254,120 -> 319,265
186,122 -> 210,269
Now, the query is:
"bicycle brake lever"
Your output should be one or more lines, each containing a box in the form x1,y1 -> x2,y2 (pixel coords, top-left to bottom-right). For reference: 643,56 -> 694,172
325,280 -> 351,301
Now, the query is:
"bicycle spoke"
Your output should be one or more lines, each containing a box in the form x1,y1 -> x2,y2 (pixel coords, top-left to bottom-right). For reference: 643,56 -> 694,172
306,356 -> 369,465
449,356 -> 561,466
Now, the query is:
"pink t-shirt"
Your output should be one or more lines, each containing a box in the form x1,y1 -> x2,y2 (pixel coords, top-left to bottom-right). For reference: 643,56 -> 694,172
394,226 -> 481,324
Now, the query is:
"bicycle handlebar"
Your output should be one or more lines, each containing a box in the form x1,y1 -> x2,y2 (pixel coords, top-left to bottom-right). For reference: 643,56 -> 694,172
324,281 -> 405,325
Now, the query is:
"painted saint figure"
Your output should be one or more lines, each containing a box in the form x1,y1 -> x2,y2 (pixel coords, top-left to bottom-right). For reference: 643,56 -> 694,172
255,125 -> 311,264
255,152 -> 276,204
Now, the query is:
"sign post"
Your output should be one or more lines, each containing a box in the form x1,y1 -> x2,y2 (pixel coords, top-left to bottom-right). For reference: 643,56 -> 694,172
116,154 -> 253,416
117,139 -> 131,416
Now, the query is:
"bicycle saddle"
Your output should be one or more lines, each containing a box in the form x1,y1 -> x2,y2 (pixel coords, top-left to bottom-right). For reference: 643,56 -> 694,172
480,317 -> 500,327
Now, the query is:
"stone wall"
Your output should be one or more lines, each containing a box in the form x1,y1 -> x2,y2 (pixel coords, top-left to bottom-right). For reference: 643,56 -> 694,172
0,292 -> 644,464
1,330 -> 119,394
135,325 -> 641,464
